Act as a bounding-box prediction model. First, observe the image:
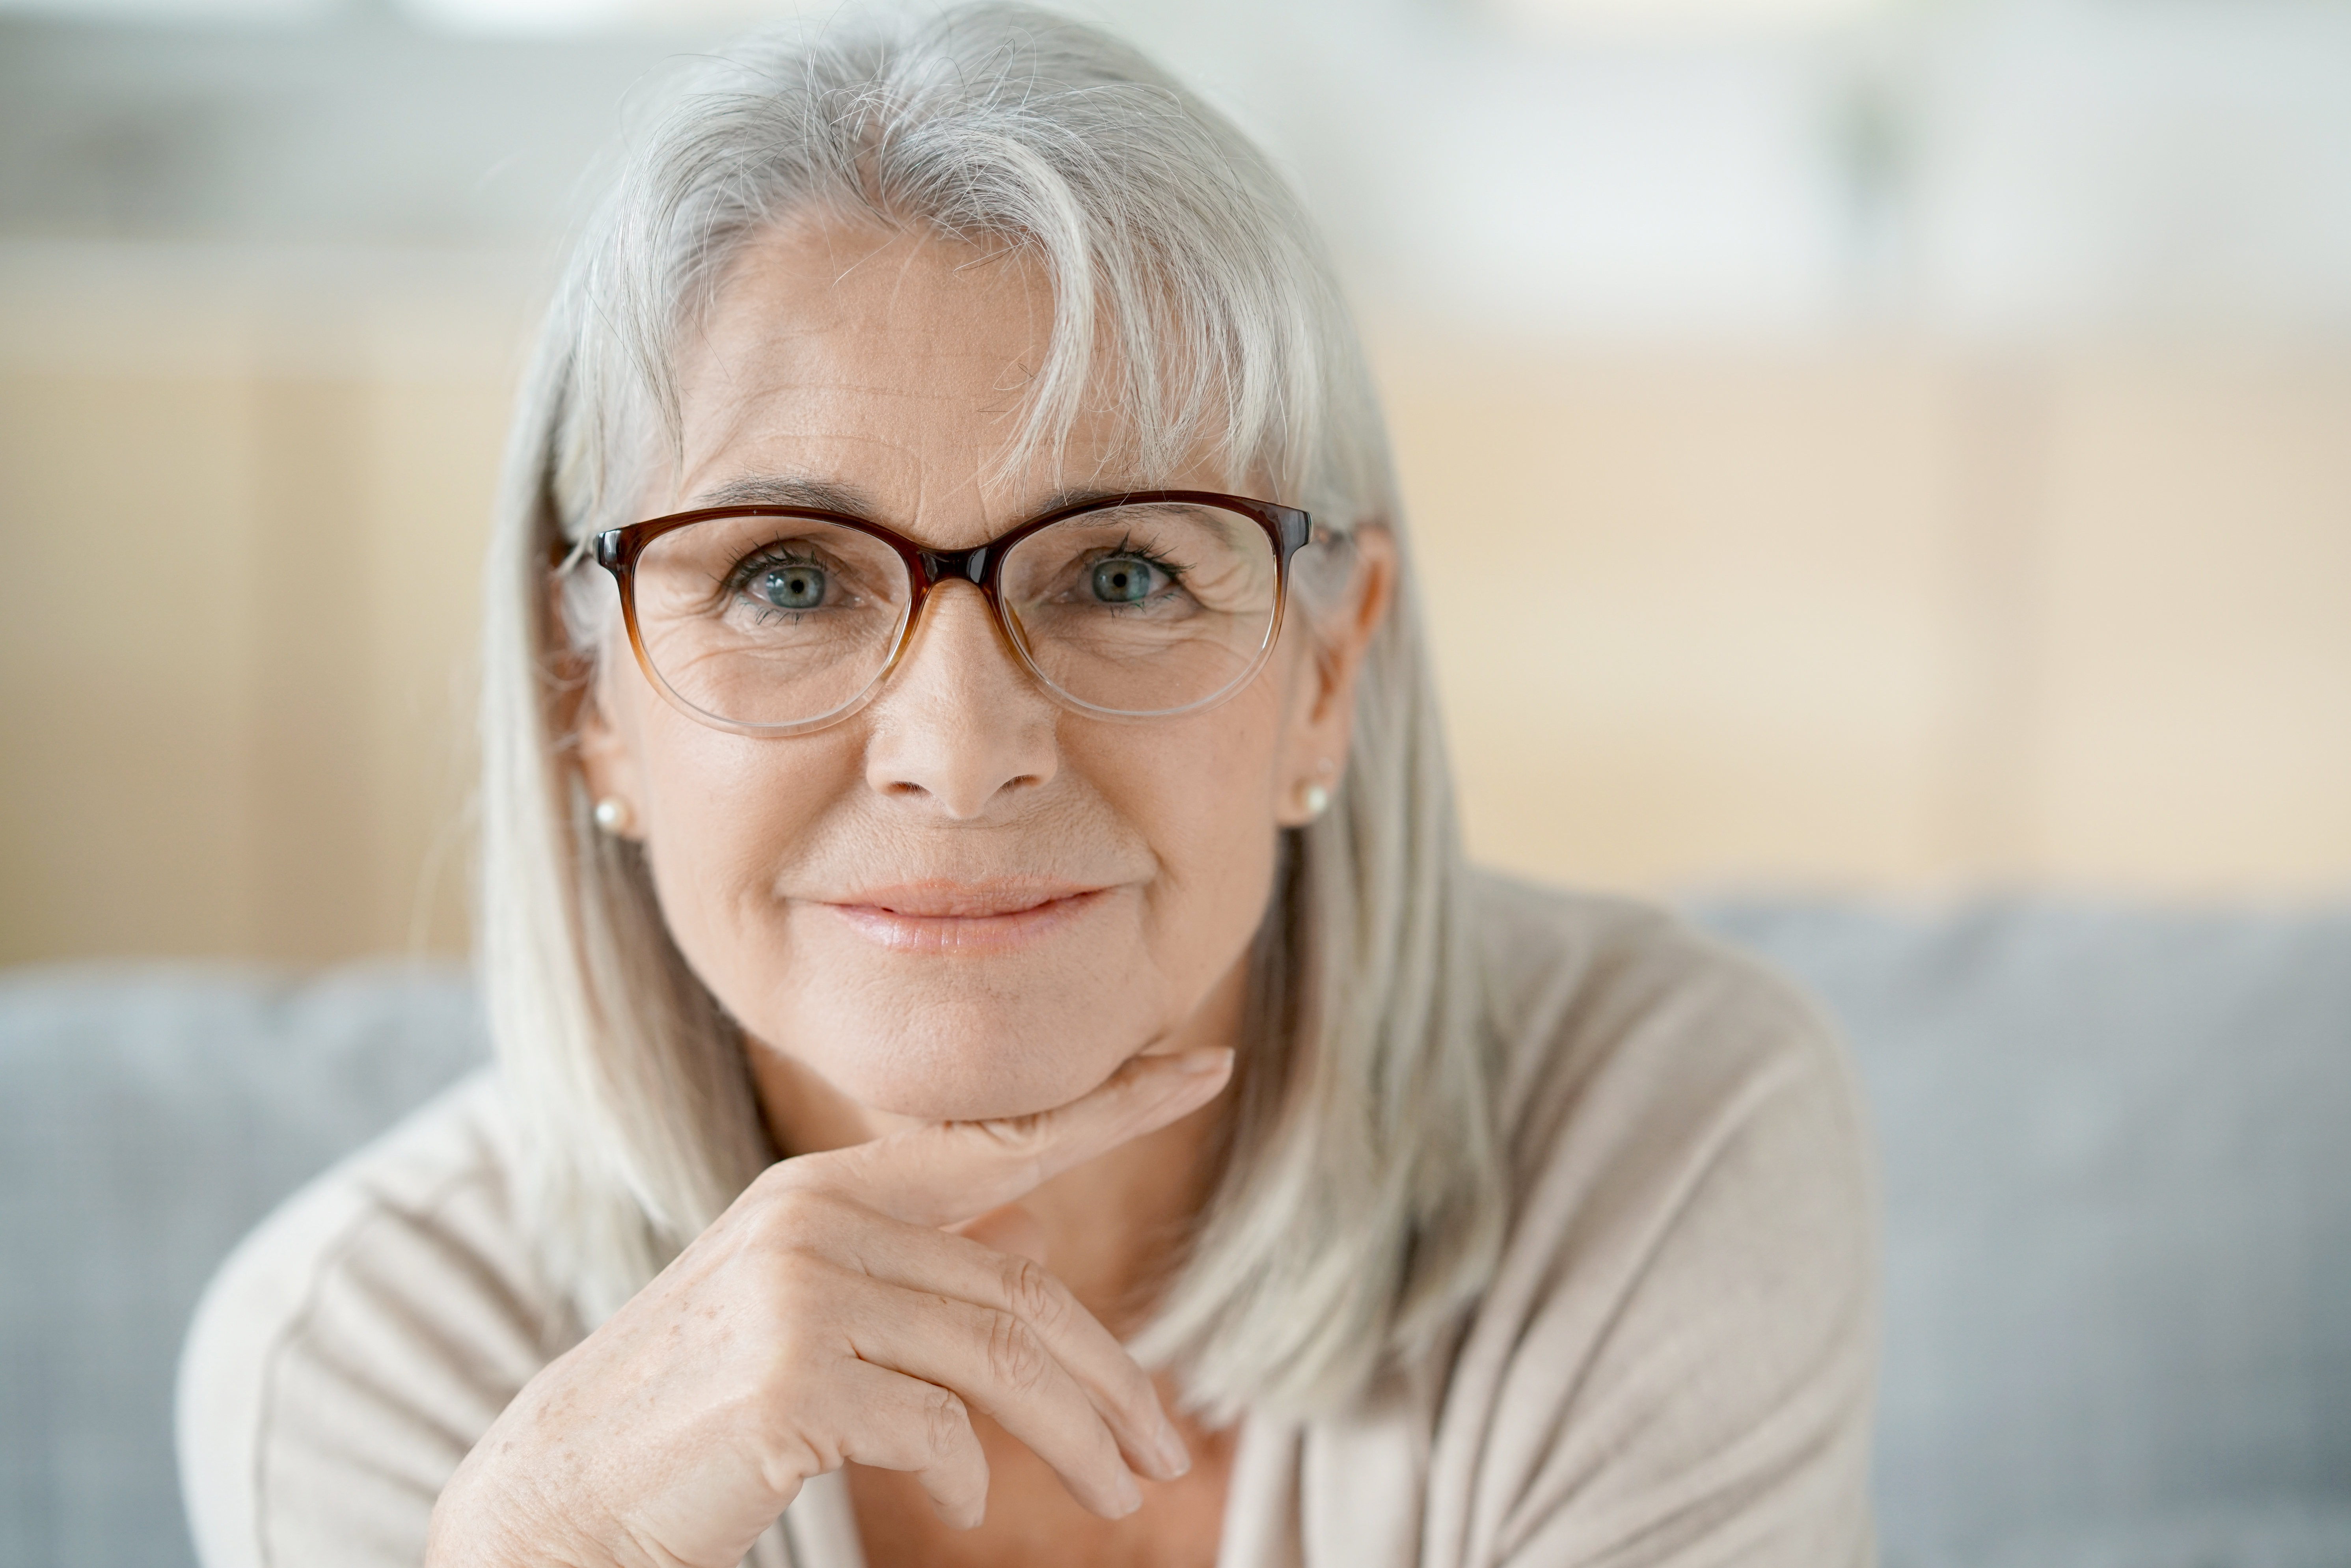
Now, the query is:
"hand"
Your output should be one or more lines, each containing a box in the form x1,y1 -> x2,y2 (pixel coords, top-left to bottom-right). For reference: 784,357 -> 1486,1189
425,1047 -> 1234,1568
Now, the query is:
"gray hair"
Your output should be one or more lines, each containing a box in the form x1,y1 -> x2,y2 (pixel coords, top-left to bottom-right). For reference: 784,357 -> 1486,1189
479,0 -> 1503,1419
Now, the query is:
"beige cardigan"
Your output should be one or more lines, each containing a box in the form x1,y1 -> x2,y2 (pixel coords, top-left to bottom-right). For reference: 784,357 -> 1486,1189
178,877 -> 1879,1568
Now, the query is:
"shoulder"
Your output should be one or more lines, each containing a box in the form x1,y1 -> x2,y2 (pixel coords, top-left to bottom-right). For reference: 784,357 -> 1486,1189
1433,872 -> 1878,1566
177,1070 -> 573,1568
1466,870 -> 1858,1188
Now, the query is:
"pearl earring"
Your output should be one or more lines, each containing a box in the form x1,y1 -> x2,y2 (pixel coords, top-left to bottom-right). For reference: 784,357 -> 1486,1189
1300,758 -> 1336,820
592,797 -> 632,834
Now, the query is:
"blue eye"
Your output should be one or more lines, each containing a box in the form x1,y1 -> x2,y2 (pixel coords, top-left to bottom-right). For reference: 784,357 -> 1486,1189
1090,555 -> 1160,604
759,564 -> 827,610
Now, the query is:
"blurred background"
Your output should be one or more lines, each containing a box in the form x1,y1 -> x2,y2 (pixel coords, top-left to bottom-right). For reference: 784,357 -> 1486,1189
7,8 -> 2351,1565
3,0 -> 2348,966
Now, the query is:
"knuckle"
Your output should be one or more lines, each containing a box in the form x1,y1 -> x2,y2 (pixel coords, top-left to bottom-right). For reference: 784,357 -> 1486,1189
981,1311 -> 1051,1396
1000,1256 -> 1063,1329
748,1158 -> 814,1205
922,1388 -> 972,1464
747,1185 -> 838,1255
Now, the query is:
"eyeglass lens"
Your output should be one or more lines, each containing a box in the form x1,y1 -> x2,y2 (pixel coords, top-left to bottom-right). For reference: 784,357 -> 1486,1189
628,502 -> 1282,729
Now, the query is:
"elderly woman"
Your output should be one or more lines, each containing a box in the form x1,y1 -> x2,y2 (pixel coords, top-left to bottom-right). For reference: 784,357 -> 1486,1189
179,7 -> 1876,1566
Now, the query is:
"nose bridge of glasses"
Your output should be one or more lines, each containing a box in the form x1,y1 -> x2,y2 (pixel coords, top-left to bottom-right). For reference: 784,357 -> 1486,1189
890,569 -> 1038,701
907,544 -> 1013,654
917,545 -> 991,587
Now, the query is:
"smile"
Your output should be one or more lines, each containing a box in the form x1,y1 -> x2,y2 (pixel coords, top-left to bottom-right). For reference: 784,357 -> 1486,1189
820,881 -> 1111,954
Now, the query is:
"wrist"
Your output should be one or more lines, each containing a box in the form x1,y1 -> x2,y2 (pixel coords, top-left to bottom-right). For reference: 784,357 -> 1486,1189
427,1446 -> 608,1568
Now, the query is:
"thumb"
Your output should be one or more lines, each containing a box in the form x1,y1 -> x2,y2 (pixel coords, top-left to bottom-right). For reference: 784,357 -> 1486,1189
799,1046 -> 1234,1229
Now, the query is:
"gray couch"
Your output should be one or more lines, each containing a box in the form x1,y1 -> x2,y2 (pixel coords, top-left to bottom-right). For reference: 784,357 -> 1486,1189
6,902 -> 2349,1568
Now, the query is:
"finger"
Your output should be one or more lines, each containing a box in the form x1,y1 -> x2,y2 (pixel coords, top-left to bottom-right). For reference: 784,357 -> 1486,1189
857,1218 -> 1190,1481
837,1271 -> 1145,1520
823,1359 -> 992,1530
955,1203 -> 1048,1264
803,1046 -> 1233,1229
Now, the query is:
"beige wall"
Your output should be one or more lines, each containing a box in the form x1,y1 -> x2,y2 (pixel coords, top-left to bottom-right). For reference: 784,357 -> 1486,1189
4,248 -> 2346,965
0,250 -> 516,963
1386,331 -> 2351,896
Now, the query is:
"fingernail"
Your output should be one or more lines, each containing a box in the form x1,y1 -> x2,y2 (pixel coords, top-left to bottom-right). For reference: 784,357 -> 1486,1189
1116,1467 -> 1144,1514
1176,1047 -> 1234,1076
1155,1421 -> 1192,1478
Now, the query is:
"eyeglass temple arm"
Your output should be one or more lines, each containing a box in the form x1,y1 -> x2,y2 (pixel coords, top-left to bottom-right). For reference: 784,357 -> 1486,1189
545,534 -> 600,573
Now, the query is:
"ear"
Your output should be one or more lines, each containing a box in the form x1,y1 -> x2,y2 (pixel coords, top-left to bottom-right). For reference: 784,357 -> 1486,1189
575,670 -> 646,840
1273,525 -> 1397,827
555,574 -> 647,842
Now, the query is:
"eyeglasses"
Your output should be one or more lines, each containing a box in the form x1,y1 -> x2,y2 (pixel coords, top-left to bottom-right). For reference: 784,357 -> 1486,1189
563,491 -> 1317,736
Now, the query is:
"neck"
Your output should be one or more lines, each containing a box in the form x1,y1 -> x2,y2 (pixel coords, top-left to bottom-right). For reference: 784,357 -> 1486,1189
748,961 -> 1246,1332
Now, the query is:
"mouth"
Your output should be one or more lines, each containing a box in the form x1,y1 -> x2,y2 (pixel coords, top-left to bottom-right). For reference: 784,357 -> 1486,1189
819,879 -> 1112,954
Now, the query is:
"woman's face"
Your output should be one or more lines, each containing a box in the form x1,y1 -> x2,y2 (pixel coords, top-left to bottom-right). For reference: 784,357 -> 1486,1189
578,219 -> 1388,1125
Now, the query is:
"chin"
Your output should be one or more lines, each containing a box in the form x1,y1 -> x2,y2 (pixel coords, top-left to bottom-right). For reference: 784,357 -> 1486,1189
790,993 -> 1150,1123
823,1041 -> 1119,1123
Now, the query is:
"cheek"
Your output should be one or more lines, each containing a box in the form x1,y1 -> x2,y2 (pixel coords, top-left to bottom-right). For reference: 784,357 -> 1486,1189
626,694 -> 859,972
1087,691 -> 1288,959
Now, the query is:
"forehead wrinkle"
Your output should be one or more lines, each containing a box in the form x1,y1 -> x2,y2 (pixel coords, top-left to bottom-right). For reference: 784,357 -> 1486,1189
685,471 -> 1169,546
683,226 -> 1221,545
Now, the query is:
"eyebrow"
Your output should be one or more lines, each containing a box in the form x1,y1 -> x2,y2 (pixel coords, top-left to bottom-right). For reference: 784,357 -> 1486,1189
1032,484 -> 1149,514
683,475 -> 881,516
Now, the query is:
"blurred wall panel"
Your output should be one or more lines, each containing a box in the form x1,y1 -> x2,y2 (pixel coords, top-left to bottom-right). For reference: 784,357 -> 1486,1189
2034,351 -> 2351,893
1373,323 -> 2351,899
360,378 -> 501,954
1380,329 -> 1964,892
0,250 -> 511,964
245,374 -> 379,960
0,370 -> 266,958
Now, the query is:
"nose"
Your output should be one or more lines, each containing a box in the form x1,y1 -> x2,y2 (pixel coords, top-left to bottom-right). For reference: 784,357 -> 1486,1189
861,581 -> 1059,818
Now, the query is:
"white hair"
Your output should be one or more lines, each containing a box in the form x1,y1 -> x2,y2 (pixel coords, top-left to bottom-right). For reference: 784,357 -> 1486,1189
479,0 -> 1503,1419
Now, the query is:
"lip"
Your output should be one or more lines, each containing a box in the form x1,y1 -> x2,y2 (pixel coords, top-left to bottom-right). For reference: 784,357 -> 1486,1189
819,879 -> 1111,954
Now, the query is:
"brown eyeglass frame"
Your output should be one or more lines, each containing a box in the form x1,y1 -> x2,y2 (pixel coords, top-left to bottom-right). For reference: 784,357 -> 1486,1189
555,490 -> 1317,737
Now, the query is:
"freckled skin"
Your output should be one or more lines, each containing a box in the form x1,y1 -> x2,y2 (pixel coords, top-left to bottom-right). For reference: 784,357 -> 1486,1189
572,217 -> 1395,1566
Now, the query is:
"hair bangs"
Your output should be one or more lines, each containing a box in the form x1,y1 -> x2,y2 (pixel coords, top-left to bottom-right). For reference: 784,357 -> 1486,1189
554,6 -> 1332,538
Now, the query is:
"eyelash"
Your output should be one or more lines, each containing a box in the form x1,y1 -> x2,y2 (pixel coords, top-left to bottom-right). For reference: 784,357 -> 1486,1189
726,545 -> 823,587
1097,535 -> 1189,582
718,533 -> 1192,604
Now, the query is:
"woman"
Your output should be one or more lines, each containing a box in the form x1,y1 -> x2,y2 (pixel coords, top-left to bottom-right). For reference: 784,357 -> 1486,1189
179,7 -> 1877,1565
